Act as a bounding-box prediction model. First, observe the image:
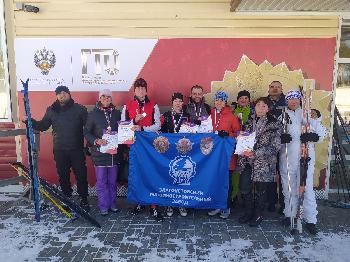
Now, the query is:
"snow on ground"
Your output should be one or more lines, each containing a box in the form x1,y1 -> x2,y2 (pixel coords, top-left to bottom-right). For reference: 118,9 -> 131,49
0,184 -> 24,193
0,190 -> 349,261
1,209 -> 349,262
139,233 -> 350,262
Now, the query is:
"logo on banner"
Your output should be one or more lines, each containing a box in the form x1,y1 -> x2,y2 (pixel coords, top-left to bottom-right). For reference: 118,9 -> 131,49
34,47 -> 56,75
200,137 -> 214,155
176,138 -> 193,155
81,49 -> 120,76
153,136 -> 170,153
169,155 -> 196,185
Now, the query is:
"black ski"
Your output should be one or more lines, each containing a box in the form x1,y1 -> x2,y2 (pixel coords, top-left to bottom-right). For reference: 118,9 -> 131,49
12,162 -> 101,228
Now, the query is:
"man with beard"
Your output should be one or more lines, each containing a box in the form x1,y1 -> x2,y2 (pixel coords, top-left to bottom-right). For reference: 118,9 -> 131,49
266,81 -> 287,214
29,86 -> 90,210
186,85 -> 211,124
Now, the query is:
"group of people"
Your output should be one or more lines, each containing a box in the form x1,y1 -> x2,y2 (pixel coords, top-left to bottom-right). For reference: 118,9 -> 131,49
28,78 -> 327,235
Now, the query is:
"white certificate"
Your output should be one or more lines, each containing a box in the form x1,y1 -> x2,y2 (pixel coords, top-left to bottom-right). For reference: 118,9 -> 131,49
179,122 -> 199,133
197,116 -> 213,133
118,121 -> 135,144
99,131 -> 118,154
234,131 -> 256,155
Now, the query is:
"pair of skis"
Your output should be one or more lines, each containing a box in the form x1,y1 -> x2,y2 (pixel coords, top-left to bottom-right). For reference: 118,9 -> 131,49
19,79 -> 100,228
295,80 -> 314,234
11,162 -> 101,228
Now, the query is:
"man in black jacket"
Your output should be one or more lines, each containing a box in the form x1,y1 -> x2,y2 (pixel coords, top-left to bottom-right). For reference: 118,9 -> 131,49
266,81 -> 287,214
185,85 -> 211,124
30,86 -> 89,210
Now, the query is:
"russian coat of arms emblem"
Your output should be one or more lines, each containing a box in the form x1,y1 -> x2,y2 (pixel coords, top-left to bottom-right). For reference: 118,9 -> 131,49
34,47 -> 56,75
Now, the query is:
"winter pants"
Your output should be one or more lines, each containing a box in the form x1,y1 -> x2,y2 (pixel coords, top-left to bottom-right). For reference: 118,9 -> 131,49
266,182 -> 277,208
239,164 -> 267,217
279,144 -> 318,224
53,149 -> 88,198
266,155 -> 285,210
231,171 -> 240,200
95,166 -> 118,212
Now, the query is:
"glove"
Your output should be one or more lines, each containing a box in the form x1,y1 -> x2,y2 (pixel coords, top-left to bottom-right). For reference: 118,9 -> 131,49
193,119 -> 202,125
218,130 -> 229,138
84,146 -> 91,156
281,133 -> 292,144
300,132 -> 319,143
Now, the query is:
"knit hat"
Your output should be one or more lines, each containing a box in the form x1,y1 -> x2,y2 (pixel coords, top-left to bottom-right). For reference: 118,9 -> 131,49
237,90 -> 251,100
55,86 -> 70,95
99,89 -> 112,98
285,90 -> 302,101
214,91 -> 228,102
172,92 -> 184,102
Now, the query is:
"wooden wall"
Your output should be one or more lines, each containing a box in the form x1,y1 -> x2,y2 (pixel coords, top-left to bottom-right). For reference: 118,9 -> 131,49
11,0 -> 339,38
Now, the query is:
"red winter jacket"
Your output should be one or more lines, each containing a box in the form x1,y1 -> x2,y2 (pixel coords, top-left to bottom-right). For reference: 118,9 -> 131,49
211,106 -> 240,170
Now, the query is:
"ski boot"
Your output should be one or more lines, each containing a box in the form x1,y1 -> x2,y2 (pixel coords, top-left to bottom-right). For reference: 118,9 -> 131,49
305,223 -> 317,235
150,207 -> 163,222
80,197 -> 90,212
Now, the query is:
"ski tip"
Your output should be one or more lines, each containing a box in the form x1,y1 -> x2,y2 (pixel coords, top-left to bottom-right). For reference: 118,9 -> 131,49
20,78 -> 30,93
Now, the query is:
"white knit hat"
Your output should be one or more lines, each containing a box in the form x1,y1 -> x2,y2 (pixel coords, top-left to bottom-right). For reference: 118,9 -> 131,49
99,89 -> 112,98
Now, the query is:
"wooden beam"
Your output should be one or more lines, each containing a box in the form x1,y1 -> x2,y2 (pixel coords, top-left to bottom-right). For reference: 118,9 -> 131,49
230,0 -> 242,12
0,129 -> 26,137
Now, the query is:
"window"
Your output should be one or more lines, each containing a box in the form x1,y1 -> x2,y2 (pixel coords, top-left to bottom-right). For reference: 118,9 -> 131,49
339,19 -> 350,59
0,0 -> 11,121
336,18 -> 350,124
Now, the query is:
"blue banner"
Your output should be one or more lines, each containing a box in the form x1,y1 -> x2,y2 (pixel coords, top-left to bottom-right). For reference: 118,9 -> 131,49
128,132 -> 236,209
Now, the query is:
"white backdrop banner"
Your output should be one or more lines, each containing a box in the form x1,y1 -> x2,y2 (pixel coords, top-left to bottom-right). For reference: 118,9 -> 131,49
15,38 -> 158,91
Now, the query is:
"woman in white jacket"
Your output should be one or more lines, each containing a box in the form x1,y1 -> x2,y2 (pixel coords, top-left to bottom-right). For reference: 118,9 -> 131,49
279,90 -> 327,235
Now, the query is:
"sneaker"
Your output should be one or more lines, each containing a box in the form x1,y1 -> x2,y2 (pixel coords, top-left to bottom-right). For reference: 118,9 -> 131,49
305,223 -> 317,235
219,208 -> 230,219
80,197 -> 90,212
100,210 -> 108,216
208,209 -> 221,216
150,207 -> 163,222
131,204 -> 143,215
179,207 -> 188,217
249,215 -> 263,227
166,206 -> 174,217
110,207 -> 119,213
238,213 -> 253,224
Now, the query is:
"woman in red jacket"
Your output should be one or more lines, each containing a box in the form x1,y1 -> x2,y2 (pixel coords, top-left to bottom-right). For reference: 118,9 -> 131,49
208,91 -> 240,219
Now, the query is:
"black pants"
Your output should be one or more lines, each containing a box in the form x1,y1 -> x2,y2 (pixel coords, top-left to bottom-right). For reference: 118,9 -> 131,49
266,157 -> 285,209
239,164 -> 267,217
53,149 -> 88,198
266,182 -> 277,207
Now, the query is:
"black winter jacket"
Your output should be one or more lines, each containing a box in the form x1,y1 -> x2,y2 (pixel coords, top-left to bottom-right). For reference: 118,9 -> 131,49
160,110 -> 190,133
84,103 -> 122,166
32,99 -> 87,150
